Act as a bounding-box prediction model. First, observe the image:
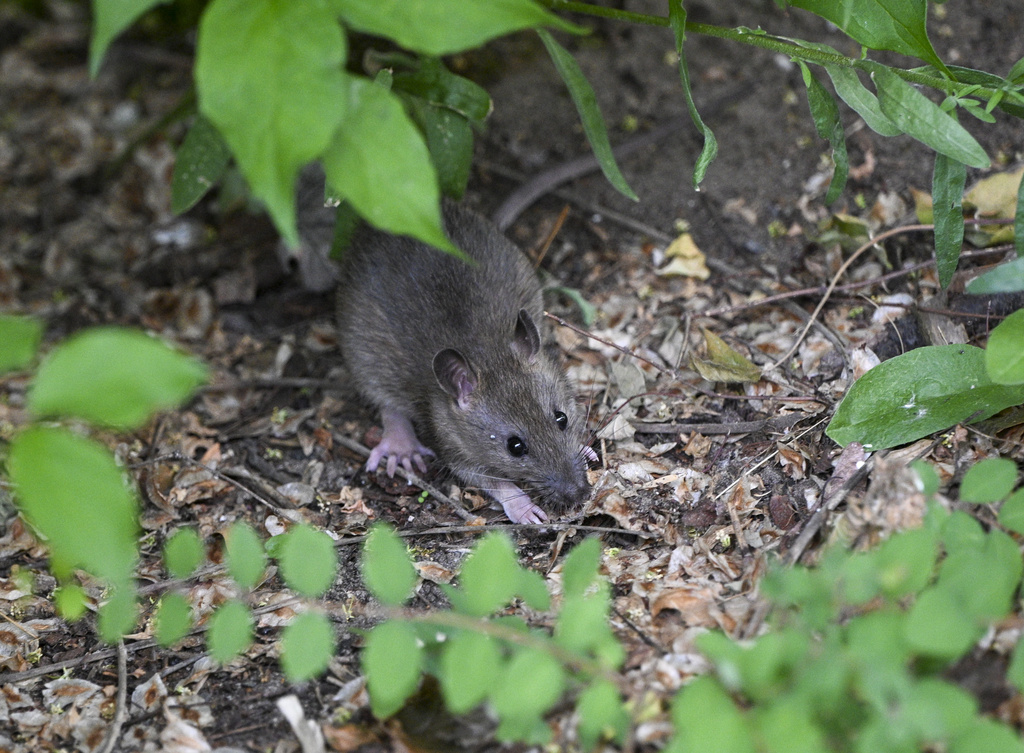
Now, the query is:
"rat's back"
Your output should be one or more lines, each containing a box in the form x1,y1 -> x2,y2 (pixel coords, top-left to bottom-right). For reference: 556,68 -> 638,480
337,201 -> 543,419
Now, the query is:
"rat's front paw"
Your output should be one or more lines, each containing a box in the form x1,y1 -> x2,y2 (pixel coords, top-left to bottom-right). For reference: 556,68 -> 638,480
493,481 -> 548,524
367,410 -> 435,477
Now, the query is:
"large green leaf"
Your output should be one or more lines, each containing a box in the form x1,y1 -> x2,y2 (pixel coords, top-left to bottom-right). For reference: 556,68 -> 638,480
932,152 -> 967,289
330,0 -> 585,56
869,65 -> 990,169
826,345 -> 1024,449
668,3 -> 718,187
537,30 -> 638,202
966,256 -> 1024,294
28,327 -> 207,430
985,308 -> 1024,385
89,0 -> 169,77
9,427 -> 139,583
322,77 -> 456,254
195,0 -> 347,246
787,0 -> 946,71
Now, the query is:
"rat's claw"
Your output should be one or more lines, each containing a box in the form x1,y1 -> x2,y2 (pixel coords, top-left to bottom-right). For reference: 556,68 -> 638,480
493,481 -> 548,524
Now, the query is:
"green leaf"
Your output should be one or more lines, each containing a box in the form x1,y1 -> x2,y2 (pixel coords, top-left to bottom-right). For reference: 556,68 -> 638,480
389,56 -> 492,124
516,567 -> 550,612
89,0 -> 169,77
1007,631 -> 1024,693
195,0 -> 347,247
556,588 -> 613,655
54,584 -> 88,622
98,585 -> 139,643
9,427 -> 138,583
754,696 -> 829,753
0,315 -> 43,374
362,524 -> 417,606
439,629 -> 503,714
537,30 -> 638,202
164,528 -> 204,579
997,487 -> 1024,535
458,533 -> 520,616
826,345 -> 1024,450
668,676 -> 756,753
278,524 -> 338,597
939,529 -> 1022,620
788,0 -> 946,71
875,527 -> 938,597
1017,156 -> 1024,258
330,0 -> 585,56
363,621 -> 423,717
562,538 -> 602,599
281,612 -> 335,681
489,648 -> 566,727
207,599 -> 254,663
155,593 -> 193,646
825,65 -> 902,137
577,680 -> 629,749
668,2 -> 718,187
28,327 -> 207,430
985,308 -> 1024,384
951,718 -> 1024,753
225,521 -> 266,589
171,115 -> 232,215
905,586 -> 981,659
932,152 -> 967,289
798,62 -> 848,204
322,77 -> 457,255
911,460 -> 941,497
870,65 -> 990,169
960,457 -> 1018,503
966,256 -> 1024,294
403,98 -> 474,200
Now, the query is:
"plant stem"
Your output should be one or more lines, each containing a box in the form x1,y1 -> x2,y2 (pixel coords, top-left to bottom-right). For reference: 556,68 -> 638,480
540,0 -> 1001,99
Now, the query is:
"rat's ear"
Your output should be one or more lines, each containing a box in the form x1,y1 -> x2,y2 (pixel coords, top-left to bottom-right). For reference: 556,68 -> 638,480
433,348 -> 478,408
512,309 -> 541,361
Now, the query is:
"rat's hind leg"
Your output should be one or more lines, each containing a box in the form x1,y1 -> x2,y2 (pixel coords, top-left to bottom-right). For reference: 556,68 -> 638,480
367,409 -> 435,477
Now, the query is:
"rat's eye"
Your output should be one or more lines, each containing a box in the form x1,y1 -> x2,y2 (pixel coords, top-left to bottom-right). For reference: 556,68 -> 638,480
554,411 -> 568,431
507,436 -> 528,457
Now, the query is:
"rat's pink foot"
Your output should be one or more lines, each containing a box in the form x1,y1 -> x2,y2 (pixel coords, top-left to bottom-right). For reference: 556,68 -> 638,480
493,480 -> 548,524
366,410 -> 435,477
581,445 -> 599,463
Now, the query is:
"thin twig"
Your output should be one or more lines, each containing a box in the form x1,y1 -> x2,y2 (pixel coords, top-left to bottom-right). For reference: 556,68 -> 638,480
631,413 -> 805,436
767,224 -> 934,371
98,641 -> 130,753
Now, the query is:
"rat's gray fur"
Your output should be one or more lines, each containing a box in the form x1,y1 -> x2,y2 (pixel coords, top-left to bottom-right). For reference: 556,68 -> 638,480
337,201 -> 590,520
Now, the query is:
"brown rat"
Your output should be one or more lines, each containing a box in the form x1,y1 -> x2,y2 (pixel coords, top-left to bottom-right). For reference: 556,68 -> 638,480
337,201 -> 593,523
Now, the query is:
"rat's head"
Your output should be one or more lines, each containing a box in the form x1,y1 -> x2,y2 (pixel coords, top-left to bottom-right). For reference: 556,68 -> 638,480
429,309 -> 591,513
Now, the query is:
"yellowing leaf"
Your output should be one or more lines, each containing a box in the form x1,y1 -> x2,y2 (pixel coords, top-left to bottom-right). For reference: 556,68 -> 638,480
691,329 -> 761,383
657,233 -> 710,280
910,187 -> 933,225
964,166 -> 1024,245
